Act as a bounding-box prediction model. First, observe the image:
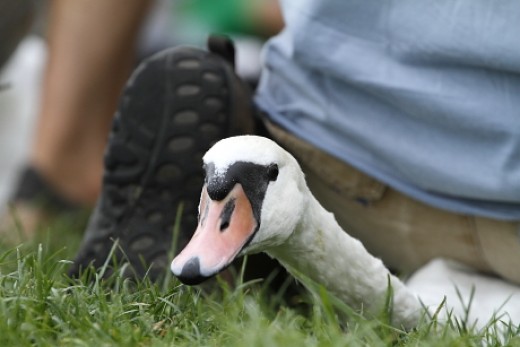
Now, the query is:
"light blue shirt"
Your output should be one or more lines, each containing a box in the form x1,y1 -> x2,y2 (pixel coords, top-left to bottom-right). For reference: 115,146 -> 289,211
255,0 -> 520,220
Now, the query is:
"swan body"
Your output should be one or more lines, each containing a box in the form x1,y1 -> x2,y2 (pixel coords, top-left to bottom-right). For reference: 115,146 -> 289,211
408,258 -> 520,329
171,135 -> 422,329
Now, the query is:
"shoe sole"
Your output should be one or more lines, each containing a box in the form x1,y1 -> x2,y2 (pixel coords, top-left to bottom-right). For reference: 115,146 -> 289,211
69,46 -> 242,280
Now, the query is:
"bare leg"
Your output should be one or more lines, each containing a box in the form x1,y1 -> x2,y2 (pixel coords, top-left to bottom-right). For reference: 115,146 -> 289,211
32,0 -> 152,206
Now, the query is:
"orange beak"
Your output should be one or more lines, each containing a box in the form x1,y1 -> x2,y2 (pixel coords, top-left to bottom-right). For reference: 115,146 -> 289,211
171,183 -> 257,284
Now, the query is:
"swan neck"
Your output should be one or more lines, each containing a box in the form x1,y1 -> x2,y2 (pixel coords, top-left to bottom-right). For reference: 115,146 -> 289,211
267,194 -> 421,329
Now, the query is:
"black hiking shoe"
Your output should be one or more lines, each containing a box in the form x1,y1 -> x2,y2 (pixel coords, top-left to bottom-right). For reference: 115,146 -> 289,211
68,36 -> 255,281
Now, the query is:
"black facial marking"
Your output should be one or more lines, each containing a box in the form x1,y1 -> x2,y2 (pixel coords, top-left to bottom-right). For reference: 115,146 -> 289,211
220,198 -> 235,232
204,161 -> 279,227
177,257 -> 207,285
204,162 -> 235,201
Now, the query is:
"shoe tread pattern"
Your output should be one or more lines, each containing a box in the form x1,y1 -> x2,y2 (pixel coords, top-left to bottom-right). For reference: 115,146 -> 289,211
70,47 -> 238,280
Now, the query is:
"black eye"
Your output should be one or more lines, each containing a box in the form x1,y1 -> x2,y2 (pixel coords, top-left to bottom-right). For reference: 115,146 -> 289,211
267,164 -> 279,181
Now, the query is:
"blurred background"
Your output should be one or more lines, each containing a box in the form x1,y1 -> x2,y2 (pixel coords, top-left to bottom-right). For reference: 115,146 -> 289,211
0,0 -> 282,216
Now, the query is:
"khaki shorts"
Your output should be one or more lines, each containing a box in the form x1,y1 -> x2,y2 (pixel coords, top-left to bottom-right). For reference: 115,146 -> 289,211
265,121 -> 520,285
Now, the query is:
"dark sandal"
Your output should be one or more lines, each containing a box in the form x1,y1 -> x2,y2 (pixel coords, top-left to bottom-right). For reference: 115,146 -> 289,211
9,166 -> 80,213
0,166 -> 83,244
68,35 -> 254,280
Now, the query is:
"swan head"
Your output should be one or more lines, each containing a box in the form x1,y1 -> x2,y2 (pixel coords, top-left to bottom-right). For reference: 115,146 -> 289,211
171,135 -> 307,285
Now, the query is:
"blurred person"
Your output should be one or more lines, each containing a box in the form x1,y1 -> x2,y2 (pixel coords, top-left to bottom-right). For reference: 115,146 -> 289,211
0,0 -> 282,245
70,0 -> 520,287
0,0 -> 154,244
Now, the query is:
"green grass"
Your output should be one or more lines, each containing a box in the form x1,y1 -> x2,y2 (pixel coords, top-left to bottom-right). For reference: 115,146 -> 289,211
1,222 -> 519,346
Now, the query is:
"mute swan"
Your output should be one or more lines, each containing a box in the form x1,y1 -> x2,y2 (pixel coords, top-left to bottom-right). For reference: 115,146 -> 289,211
171,135 -> 422,329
